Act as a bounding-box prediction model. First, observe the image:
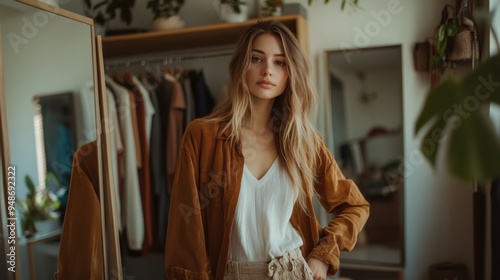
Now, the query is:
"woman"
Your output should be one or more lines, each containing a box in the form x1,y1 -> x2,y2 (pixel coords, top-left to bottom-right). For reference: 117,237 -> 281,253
165,20 -> 369,280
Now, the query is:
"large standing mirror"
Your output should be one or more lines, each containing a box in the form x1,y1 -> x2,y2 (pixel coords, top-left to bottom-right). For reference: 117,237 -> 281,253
325,45 -> 404,278
0,1 -> 113,279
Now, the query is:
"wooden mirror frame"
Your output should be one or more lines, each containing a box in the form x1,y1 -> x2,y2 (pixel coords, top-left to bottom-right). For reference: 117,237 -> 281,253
0,1 -> 121,279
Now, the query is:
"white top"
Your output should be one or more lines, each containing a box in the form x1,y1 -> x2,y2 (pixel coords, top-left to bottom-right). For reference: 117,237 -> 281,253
228,158 -> 303,262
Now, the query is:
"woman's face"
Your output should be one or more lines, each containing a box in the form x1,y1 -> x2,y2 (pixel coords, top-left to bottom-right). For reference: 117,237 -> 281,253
245,33 -> 289,102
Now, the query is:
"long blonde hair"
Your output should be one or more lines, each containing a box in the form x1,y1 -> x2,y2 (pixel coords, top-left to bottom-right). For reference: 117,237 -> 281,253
207,20 -> 321,211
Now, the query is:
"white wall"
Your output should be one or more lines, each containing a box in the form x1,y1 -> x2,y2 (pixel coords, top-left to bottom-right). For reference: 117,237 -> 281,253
57,0 -> 476,279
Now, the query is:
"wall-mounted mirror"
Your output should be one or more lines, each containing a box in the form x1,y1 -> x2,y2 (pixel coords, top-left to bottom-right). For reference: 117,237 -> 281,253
325,45 -> 404,277
0,1 -> 113,279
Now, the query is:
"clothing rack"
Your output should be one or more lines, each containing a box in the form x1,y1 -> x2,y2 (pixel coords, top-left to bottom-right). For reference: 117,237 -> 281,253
104,50 -> 234,71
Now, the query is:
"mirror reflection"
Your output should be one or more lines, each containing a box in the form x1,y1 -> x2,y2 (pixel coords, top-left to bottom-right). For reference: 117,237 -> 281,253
0,1 -> 101,279
33,93 -> 77,193
327,46 -> 404,268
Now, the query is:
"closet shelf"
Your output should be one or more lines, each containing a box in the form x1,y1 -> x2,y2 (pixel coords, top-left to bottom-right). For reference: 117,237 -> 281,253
101,14 -> 308,59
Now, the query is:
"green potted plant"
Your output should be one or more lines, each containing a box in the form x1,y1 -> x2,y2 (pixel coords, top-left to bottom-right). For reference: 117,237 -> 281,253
147,0 -> 186,30
213,0 -> 248,22
259,0 -> 283,17
84,0 -> 136,35
17,173 -> 64,237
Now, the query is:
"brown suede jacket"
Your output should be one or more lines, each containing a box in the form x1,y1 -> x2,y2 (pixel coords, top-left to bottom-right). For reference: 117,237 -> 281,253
165,118 -> 369,280
56,141 -> 104,279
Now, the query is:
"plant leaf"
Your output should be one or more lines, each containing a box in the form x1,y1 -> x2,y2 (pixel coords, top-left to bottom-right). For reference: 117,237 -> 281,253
415,79 -> 460,135
438,24 -> 446,41
25,175 -> 36,194
448,109 -> 500,181
462,53 -> 500,105
84,0 -> 91,9
415,54 -> 500,182
121,8 -> 132,25
94,0 -> 109,11
446,20 -> 459,37
415,79 -> 463,165
437,35 -> 447,56
16,199 -> 28,213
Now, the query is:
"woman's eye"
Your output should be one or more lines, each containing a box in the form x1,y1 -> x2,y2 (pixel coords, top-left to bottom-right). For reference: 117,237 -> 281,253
251,56 -> 262,63
275,60 -> 286,66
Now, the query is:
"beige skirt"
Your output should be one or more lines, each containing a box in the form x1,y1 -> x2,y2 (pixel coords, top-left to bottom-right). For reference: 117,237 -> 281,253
224,248 -> 314,280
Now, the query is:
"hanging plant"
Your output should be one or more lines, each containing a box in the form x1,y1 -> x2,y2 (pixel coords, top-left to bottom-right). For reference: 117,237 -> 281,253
430,5 -> 461,74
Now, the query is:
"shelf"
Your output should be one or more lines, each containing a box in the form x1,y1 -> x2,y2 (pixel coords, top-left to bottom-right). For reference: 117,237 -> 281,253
101,15 -> 308,59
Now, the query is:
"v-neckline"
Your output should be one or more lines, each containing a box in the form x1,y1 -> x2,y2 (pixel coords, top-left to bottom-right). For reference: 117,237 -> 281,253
243,157 -> 279,185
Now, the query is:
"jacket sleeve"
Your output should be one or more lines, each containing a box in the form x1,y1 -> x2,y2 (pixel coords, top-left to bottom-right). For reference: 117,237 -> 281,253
55,144 -> 104,279
307,139 -> 370,275
164,126 -> 213,280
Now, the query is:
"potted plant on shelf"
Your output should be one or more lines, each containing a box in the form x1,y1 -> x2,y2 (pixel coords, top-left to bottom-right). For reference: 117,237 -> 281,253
17,173 -> 65,238
213,0 -> 248,23
259,0 -> 282,17
84,0 -> 136,35
147,0 -> 186,30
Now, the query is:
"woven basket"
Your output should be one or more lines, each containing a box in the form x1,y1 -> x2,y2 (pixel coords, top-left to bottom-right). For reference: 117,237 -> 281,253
448,17 -> 480,62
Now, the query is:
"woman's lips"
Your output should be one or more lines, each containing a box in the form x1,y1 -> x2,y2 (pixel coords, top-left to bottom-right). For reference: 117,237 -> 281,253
257,80 -> 275,88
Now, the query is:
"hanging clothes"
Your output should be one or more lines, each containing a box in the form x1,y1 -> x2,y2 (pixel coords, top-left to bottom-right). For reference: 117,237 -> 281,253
180,74 -> 196,128
114,73 -> 155,254
102,65 -> 219,253
56,141 -> 103,279
140,72 -> 168,249
132,75 -> 155,153
154,77 -> 174,250
188,69 -> 215,118
130,74 -> 156,254
165,74 -> 187,192
106,76 -> 145,252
